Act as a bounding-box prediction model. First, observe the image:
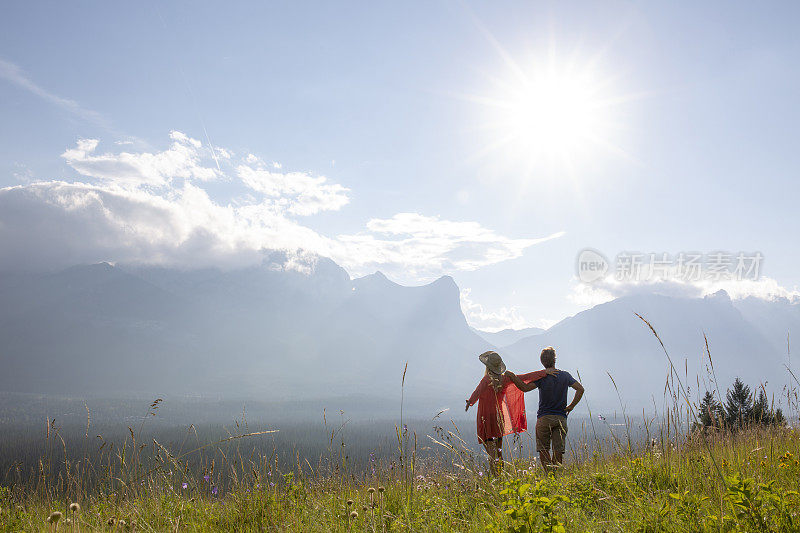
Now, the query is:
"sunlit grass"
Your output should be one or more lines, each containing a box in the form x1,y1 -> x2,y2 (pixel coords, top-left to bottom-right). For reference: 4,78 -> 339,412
2,425 -> 799,531
2,315 -> 799,531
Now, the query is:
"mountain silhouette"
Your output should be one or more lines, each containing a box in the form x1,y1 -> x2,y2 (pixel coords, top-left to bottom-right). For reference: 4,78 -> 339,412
1,262 -> 797,412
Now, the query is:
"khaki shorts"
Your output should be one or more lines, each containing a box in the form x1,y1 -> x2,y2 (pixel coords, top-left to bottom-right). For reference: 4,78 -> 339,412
535,415 -> 568,453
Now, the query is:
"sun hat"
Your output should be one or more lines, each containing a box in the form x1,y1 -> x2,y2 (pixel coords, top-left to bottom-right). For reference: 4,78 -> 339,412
478,351 -> 506,375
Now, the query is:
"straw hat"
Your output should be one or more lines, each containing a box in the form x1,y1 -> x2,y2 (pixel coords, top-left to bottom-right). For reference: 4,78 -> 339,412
478,351 -> 506,375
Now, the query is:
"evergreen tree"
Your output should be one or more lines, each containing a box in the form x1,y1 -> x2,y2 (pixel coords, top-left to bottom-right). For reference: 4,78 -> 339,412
697,391 -> 724,428
724,378 -> 752,429
774,407 -> 786,427
752,389 -> 770,425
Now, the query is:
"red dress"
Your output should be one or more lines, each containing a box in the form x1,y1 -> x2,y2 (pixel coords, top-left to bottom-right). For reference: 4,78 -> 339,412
467,370 -> 548,443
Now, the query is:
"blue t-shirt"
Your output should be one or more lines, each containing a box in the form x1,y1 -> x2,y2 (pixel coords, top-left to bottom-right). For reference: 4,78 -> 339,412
535,370 -> 577,418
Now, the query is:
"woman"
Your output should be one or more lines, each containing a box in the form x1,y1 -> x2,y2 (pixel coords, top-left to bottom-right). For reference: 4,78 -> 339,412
465,351 -> 555,473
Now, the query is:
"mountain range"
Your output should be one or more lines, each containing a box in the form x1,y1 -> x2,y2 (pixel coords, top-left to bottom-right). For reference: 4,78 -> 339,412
0,260 -> 797,414
471,326 -> 545,348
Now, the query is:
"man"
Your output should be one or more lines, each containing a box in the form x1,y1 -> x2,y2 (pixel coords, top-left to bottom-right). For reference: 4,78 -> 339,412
507,346 -> 584,467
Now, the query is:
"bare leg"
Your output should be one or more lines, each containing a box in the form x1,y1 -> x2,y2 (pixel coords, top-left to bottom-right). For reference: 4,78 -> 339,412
482,440 -> 497,475
482,439 -> 502,476
539,448 -> 552,469
496,436 -> 504,474
552,450 -> 563,466
482,440 -> 494,458
552,419 -> 567,466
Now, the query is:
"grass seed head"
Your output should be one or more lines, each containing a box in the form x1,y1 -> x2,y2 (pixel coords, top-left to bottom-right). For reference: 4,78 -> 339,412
346,499 -> 353,506
378,486 -> 385,493
349,510 -> 358,519
368,487 -> 375,493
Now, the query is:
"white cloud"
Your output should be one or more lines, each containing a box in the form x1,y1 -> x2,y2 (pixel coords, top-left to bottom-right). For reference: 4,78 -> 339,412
460,288 -> 530,331
0,180 -> 329,270
236,165 -> 349,216
569,275 -> 800,308
61,131 -> 218,188
0,133 -> 561,278
335,214 -> 563,279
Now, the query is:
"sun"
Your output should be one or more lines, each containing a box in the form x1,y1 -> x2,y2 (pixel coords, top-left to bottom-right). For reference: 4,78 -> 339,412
501,67 -> 605,158
466,48 -> 631,181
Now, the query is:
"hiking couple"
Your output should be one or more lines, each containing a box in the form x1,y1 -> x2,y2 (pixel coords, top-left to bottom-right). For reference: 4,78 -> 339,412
465,347 -> 584,473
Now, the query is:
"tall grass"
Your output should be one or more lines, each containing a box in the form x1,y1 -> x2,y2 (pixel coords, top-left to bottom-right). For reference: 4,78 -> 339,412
1,315 -> 799,531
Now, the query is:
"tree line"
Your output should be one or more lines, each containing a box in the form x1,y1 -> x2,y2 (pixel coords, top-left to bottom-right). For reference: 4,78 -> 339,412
695,377 -> 785,431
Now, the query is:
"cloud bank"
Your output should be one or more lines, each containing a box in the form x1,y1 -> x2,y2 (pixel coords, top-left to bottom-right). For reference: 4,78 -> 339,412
0,132 -> 561,281
569,276 -> 800,307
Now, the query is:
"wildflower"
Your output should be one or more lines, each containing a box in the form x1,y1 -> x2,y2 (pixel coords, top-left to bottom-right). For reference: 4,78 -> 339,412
47,511 -> 62,524
350,511 -> 358,519
346,499 -> 353,506
69,503 -> 80,513
182,482 -> 188,489
378,486 -> 385,493
203,475 -> 210,482
211,487 -> 218,496
368,487 -> 375,494
119,519 -> 126,527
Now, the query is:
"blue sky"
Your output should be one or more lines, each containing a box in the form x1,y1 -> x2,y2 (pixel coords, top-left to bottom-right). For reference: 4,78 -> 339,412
2,1 -> 800,329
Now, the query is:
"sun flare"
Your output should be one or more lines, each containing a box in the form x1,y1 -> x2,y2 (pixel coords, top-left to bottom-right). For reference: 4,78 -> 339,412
500,68 -> 605,157
468,49 -> 630,180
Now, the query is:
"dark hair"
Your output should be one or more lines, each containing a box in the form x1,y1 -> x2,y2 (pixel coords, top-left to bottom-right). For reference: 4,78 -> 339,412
540,346 -> 556,368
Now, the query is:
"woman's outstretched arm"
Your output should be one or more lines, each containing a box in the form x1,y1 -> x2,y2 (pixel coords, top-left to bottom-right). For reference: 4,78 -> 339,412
516,368 -> 558,384
508,368 -> 558,391
466,376 -> 488,411
506,371 -> 538,392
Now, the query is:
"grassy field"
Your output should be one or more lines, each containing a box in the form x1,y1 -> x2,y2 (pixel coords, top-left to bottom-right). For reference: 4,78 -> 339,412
2,320 -> 800,531
1,412 -> 799,531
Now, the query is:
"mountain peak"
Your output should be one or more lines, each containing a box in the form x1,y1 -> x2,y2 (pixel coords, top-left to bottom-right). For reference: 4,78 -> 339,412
352,270 -> 398,291
705,289 -> 731,302
431,274 -> 457,288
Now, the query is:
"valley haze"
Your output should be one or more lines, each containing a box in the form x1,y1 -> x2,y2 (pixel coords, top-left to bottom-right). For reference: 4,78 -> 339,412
1,258 -> 795,417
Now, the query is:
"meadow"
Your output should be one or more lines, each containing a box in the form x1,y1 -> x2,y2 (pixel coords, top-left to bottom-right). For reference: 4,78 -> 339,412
1,323 -> 799,531
1,413 -> 799,531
